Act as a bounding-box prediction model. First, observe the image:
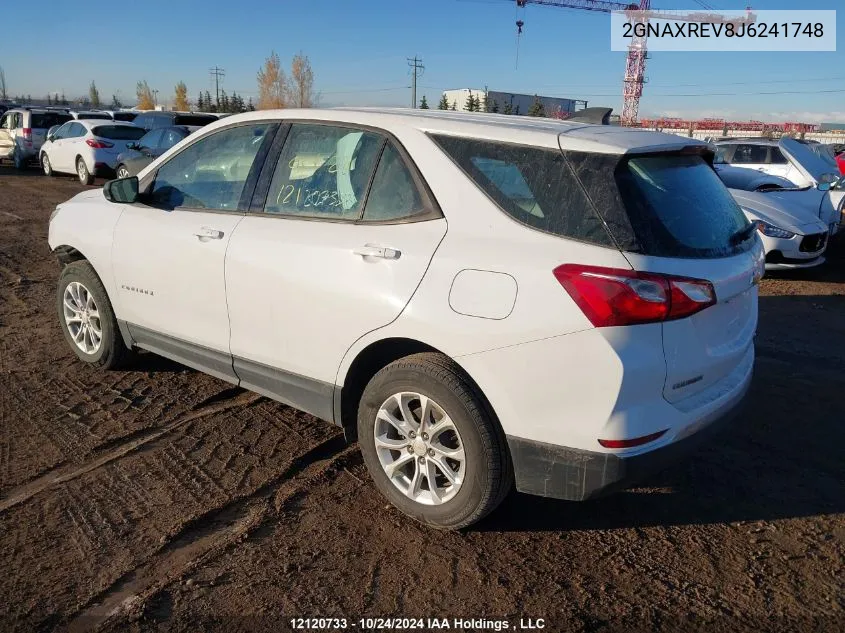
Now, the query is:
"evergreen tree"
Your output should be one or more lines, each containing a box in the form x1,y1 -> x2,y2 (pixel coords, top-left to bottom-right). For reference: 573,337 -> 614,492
196,92 -> 204,111
111,94 -> 122,108
60,92 -> 68,106
419,95 -> 429,109
47,94 -> 52,105
481,92 -> 490,112
220,90 -> 229,113
514,104 -> 521,115
491,100 -> 499,113
450,100 -> 457,111
247,97 -> 256,111
204,91 -> 214,112
437,94 -> 449,110
503,102 -> 513,115
527,95 -> 545,117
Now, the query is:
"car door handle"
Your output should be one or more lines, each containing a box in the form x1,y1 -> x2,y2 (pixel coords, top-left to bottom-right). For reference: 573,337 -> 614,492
194,227 -> 224,240
353,244 -> 401,260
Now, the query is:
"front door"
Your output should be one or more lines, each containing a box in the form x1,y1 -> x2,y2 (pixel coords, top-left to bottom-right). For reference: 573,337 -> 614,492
225,123 -> 447,419
110,121 -> 278,381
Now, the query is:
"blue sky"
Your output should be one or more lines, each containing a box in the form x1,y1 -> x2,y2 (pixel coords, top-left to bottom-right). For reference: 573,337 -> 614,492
2,0 -> 842,122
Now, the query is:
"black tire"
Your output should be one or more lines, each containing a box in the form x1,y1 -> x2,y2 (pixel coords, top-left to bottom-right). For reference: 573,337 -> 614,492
357,352 -> 512,530
56,261 -> 132,369
42,153 -> 53,177
76,157 -> 94,185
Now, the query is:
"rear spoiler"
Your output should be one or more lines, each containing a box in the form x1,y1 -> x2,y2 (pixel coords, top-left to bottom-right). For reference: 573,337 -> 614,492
567,107 -> 613,126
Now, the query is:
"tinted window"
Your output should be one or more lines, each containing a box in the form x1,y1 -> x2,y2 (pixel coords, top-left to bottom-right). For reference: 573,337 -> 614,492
150,114 -> 170,129
731,144 -> 767,164
91,125 -> 146,140
139,129 -> 164,149
67,123 -> 86,138
362,144 -> 424,221
713,146 -> 731,164
432,135 -> 613,246
150,123 -> 271,211
53,122 -> 73,139
161,128 -> 188,149
173,114 -> 216,127
0,114 -> 10,130
113,112 -> 137,122
769,147 -> 788,164
30,112 -> 72,129
264,124 -> 384,219
76,113 -> 111,120
134,115 -> 151,130
615,155 -> 749,257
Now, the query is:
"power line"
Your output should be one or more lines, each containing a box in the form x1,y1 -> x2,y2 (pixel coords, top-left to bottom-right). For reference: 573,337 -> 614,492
209,66 -> 225,108
407,56 -> 424,108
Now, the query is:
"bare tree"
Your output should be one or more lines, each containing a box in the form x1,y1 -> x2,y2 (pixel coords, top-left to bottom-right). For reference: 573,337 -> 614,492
136,80 -> 155,110
290,52 -> 314,108
174,81 -> 189,111
0,66 -> 7,101
89,81 -> 100,108
256,51 -> 289,110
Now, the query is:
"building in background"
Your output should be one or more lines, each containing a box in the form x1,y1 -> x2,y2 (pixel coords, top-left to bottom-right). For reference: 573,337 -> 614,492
819,122 -> 845,133
441,89 -> 586,116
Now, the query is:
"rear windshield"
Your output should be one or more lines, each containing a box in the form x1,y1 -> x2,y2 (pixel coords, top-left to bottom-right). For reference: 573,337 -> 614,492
113,112 -> 137,122
91,125 -> 147,140
31,113 -> 72,129
173,114 -> 216,127
615,154 -> 750,258
432,134 -> 750,258
77,113 -> 111,120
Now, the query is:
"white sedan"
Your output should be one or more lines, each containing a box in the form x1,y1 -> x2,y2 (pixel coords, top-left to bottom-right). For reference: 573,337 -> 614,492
40,120 -> 147,184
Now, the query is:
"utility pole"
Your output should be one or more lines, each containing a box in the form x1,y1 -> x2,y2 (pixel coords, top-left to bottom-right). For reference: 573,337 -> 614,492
209,66 -> 225,109
407,56 -> 424,109
153,89 -> 159,107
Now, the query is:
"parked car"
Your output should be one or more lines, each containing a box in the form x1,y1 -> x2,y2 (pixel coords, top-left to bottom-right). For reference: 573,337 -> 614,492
713,163 -> 845,238
48,109 -> 764,529
115,126 -> 191,178
40,120 -> 147,184
101,110 -> 139,123
714,137 -> 842,189
731,188 -> 829,270
837,151 -> 845,176
0,108 -> 72,169
69,110 -> 113,121
132,111 -> 217,132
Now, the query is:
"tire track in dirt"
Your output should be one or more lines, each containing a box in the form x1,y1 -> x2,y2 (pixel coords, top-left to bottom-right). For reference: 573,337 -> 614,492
0,389 -> 261,512
66,437 -> 355,632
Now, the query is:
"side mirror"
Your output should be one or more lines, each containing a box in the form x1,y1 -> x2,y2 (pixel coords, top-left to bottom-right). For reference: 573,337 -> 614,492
103,176 -> 139,204
47,134 -> 55,142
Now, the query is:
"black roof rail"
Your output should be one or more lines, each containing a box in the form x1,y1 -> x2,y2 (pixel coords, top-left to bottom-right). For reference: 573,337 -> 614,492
567,107 -> 613,125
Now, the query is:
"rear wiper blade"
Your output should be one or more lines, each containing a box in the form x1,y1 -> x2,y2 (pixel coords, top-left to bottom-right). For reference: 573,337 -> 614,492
730,223 -> 757,245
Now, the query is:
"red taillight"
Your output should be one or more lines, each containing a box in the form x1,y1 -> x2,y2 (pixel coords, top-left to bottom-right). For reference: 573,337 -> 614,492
22,128 -> 32,141
552,264 -> 716,327
86,139 -> 114,149
598,429 -> 668,449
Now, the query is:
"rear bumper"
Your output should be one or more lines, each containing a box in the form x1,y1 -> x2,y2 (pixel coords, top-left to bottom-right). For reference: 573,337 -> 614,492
506,378 -> 750,501
93,163 -> 116,178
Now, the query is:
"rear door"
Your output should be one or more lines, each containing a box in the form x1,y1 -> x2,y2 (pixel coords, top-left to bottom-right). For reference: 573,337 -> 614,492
30,112 -> 72,153
611,153 -> 763,404
0,113 -> 13,158
225,123 -> 446,417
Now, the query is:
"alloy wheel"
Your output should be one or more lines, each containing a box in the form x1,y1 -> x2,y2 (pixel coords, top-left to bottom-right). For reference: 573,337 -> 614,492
374,392 -> 466,505
62,281 -> 102,354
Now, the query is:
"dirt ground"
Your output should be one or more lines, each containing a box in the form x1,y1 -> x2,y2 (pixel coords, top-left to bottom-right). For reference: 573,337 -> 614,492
1,167 -> 842,633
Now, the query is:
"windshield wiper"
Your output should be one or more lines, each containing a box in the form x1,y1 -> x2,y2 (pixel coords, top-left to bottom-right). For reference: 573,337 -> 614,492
729,223 -> 756,246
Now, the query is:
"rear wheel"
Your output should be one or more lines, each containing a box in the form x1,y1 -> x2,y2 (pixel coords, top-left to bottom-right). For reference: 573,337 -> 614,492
116,164 -> 130,179
57,261 -> 132,369
42,153 -> 53,177
357,353 -> 511,529
76,157 -> 94,185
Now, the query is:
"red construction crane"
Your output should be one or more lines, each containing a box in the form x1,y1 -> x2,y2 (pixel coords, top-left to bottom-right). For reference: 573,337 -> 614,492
512,1 -> 753,126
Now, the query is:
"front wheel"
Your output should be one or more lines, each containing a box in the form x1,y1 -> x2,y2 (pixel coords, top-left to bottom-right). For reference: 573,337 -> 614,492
116,164 -> 130,179
357,353 -> 512,529
57,261 -> 132,369
76,157 -> 94,185
42,153 -> 53,176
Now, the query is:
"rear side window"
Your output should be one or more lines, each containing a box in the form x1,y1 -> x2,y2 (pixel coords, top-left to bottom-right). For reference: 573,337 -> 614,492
113,112 -> 137,122
770,147 -> 788,164
173,114 -> 216,127
91,125 -> 146,140
731,144 -> 767,164
31,113 -> 72,129
362,144 -> 425,221
431,135 -> 614,246
615,155 -> 749,258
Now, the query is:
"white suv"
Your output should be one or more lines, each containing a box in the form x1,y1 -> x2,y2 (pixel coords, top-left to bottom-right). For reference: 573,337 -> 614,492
48,109 -> 763,529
